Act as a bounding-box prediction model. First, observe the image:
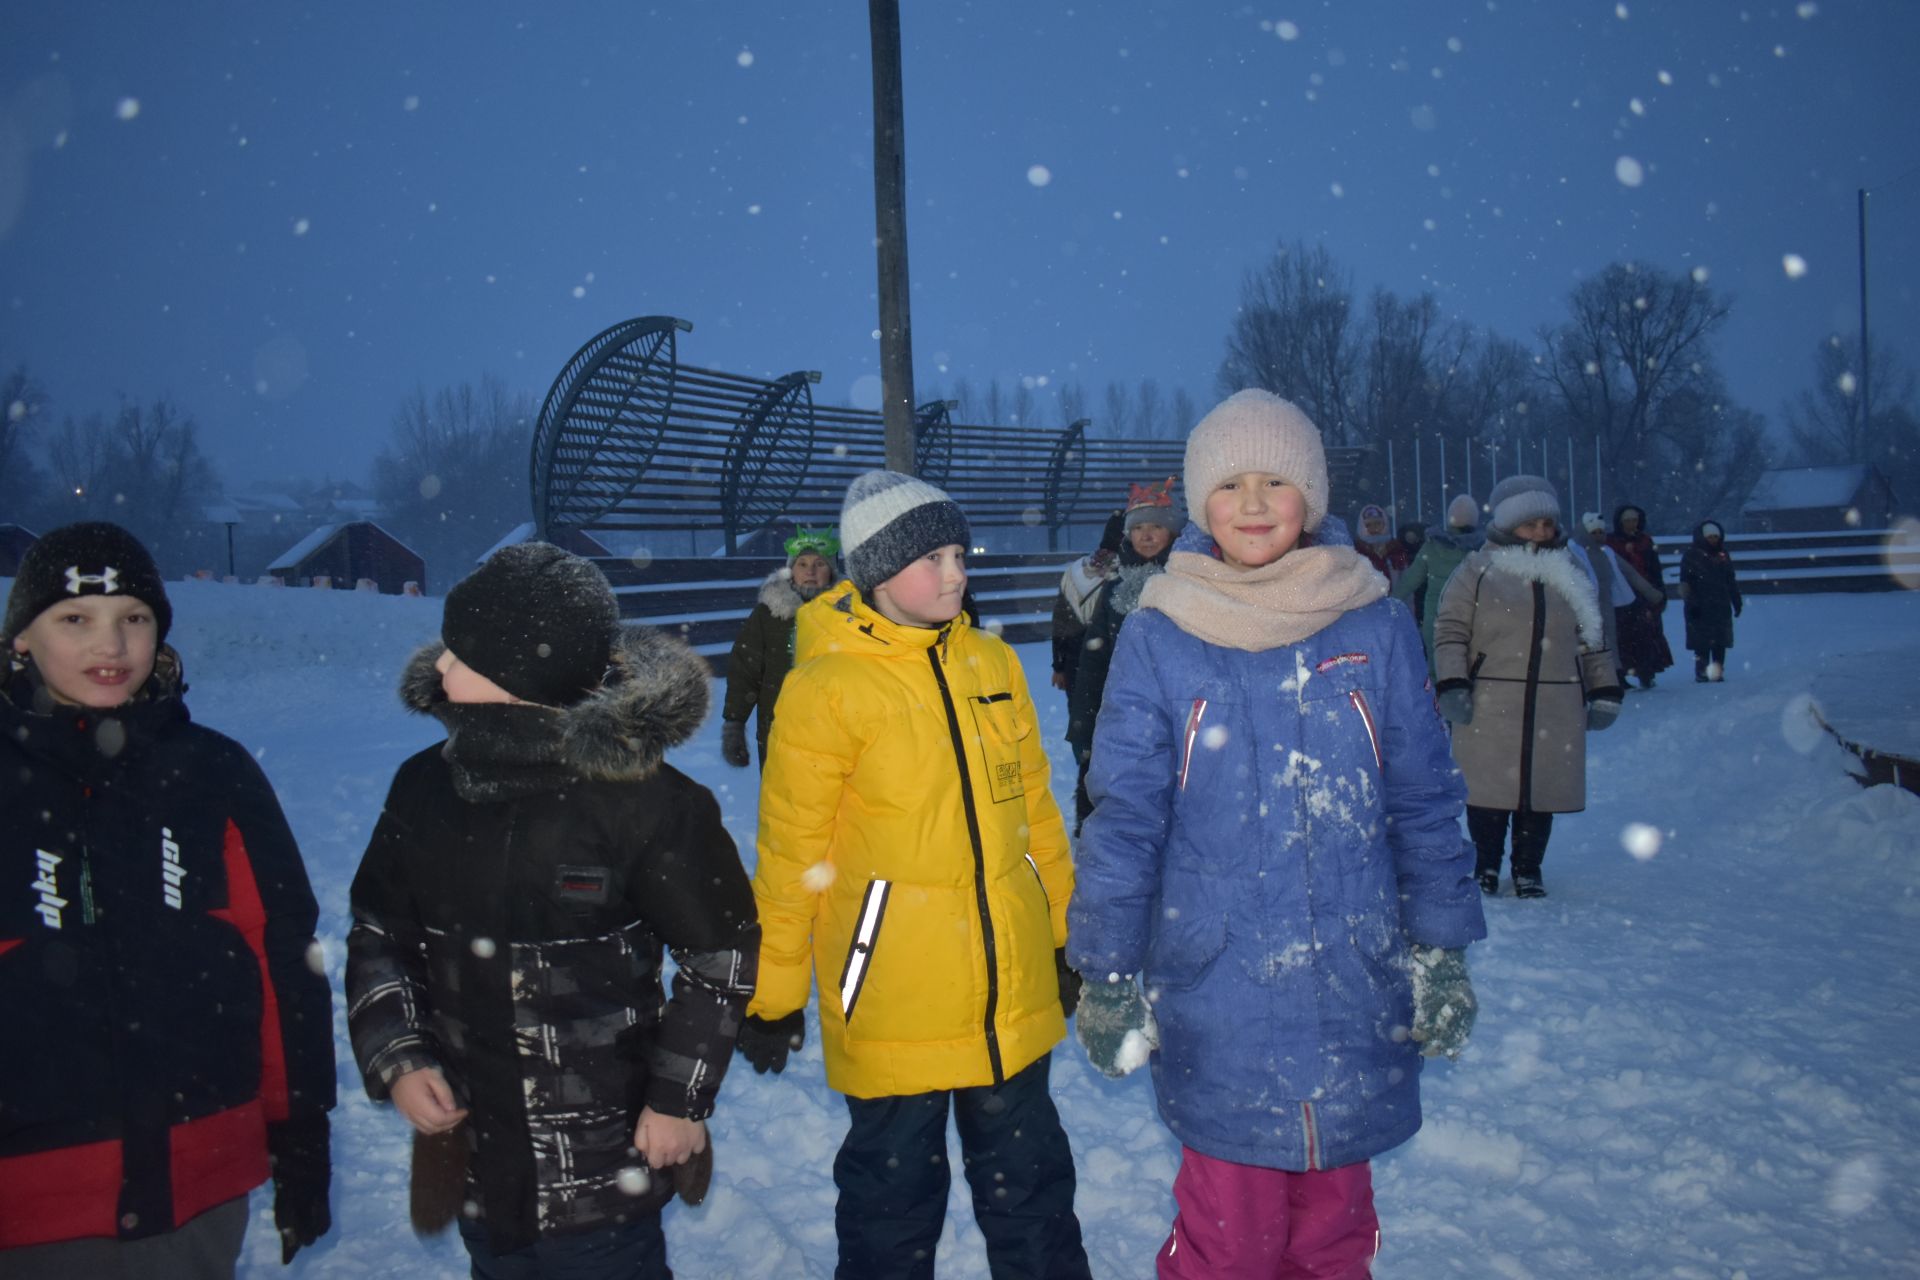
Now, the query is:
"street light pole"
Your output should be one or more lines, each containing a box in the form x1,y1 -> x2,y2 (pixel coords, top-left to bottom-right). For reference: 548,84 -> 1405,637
869,0 -> 917,474
1858,187 -> 1872,434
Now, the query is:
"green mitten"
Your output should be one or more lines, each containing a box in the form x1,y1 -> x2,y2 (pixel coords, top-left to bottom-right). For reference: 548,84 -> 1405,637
1409,945 -> 1476,1059
1075,974 -> 1158,1078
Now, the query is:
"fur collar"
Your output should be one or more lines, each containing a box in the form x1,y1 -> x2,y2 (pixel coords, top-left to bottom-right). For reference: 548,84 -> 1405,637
1483,543 -> 1604,649
400,625 -> 711,797
757,569 -> 808,620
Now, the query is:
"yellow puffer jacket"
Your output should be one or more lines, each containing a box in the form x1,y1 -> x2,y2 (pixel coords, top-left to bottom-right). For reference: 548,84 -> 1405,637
747,581 -> 1072,1098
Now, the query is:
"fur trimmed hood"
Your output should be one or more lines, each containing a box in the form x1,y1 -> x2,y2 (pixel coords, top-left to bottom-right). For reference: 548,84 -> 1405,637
756,568 -> 808,620
401,624 -> 711,787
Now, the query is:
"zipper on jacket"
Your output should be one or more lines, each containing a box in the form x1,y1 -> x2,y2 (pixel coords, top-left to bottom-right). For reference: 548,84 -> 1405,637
1302,1101 -> 1322,1171
927,644 -> 1005,1085
1517,581 -> 1547,807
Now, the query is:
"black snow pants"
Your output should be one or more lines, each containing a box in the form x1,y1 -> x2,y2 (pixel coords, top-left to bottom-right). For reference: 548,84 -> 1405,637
1468,805 -> 1556,879
832,1053 -> 1092,1280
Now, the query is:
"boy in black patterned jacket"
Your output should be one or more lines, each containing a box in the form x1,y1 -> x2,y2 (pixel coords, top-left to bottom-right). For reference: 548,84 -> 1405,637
346,544 -> 758,1278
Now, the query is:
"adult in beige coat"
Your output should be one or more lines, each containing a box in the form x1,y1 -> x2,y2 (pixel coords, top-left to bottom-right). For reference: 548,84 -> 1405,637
1433,476 -> 1623,899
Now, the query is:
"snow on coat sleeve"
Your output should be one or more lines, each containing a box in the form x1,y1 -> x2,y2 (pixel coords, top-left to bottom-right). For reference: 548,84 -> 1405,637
1067,613 -> 1175,978
222,746 -> 337,1122
346,760 -> 444,1100
1375,602 -> 1486,950
631,776 -> 759,1120
1010,654 -> 1072,946
747,661 -> 856,1020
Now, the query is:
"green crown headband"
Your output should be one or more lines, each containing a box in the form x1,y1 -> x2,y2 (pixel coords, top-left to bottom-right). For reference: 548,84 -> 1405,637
784,527 -> 841,559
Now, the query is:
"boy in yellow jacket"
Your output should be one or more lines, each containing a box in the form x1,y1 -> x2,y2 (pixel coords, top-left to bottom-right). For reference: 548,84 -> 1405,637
740,470 -> 1091,1279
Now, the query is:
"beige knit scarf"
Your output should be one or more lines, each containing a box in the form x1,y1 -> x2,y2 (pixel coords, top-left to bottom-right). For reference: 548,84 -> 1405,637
1138,544 -> 1388,651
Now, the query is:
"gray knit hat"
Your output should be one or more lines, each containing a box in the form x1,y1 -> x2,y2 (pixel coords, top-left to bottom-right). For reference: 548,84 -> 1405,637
1486,475 -> 1561,534
1182,390 -> 1329,532
1446,494 -> 1481,530
839,470 -> 971,593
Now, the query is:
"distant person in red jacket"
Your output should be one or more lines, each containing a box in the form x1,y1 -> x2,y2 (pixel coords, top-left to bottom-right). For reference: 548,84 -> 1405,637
1,523 -> 335,1277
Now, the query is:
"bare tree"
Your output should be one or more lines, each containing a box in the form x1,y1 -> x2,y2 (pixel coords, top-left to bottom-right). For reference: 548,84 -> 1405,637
1169,387 -> 1199,439
1054,381 -> 1087,430
372,375 -> 537,583
1535,262 -> 1731,518
1101,382 -> 1134,440
1134,378 -> 1164,441
1217,240 -> 1359,444
1,364 -> 49,523
1784,333 -> 1919,501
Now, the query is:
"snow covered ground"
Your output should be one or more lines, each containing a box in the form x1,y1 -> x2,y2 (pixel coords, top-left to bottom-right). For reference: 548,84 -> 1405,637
63,580 -> 1920,1278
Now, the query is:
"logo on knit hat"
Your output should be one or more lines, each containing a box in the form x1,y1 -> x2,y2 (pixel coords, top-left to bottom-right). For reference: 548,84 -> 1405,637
64,566 -> 120,595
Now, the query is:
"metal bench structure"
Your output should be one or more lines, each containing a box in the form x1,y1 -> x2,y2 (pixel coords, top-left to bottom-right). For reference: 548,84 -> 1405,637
529,314 -> 1373,555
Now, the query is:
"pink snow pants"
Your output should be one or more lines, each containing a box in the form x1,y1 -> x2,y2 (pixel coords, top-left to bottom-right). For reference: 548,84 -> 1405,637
1156,1147 -> 1379,1280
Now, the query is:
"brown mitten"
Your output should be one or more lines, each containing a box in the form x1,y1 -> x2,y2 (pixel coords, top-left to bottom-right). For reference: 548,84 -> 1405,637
670,1141 -> 713,1207
409,1126 -> 470,1237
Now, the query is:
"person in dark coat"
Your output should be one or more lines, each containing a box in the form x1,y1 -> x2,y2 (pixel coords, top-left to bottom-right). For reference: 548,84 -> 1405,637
0,523 -> 335,1276
1434,478 -> 1624,899
1605,504 -> 1675,688
1050,509 -> 1124,697
1679,520 -> 1743,682
1064,479 -> 1179,834
721,528 -> 839,768
347,544 -> 759,1278
1355,502 -> 1412,586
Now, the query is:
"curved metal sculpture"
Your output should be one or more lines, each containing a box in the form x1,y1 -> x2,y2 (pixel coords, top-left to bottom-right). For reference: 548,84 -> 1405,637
529,316 -> 691,538
1042,417 -> 1091,550
913,398 -> 957,489
720,370 -> 820,553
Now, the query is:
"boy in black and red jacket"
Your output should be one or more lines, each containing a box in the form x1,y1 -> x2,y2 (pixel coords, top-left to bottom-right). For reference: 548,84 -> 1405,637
0,523 -> 334,1275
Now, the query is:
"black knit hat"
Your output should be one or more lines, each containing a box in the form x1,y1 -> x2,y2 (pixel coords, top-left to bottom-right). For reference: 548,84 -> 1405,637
3,522 -> 173,647
441,543 -> 620,707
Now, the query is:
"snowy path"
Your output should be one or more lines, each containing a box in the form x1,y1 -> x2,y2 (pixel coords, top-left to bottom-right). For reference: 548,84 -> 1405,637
141,583 -> 1920,1278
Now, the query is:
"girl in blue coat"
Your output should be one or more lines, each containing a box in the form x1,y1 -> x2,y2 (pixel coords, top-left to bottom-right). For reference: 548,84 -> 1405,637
1068,390 -> 1487,1279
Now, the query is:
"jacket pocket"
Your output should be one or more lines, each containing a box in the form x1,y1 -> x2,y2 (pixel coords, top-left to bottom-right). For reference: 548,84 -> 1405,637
967,692 -> 1029,805
1144,908 -> 1229,995
832,879 -> 979,1046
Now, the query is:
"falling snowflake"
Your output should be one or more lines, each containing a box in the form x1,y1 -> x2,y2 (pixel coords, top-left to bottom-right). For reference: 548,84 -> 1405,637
1027,164 -> 1053,187
1782,254 -> 1808,279
1614,156 -> 1645,187
1619,823 -> 1661,861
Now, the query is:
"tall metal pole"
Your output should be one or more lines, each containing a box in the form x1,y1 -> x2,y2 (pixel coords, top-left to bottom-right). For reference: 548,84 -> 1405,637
1466,436 -> 1474,499
1594,436 -> 1603,516
1414,436 -> 1424,522
1438,435 -> 1447,508
1566,437 -> 1576,518
1859,187 -> 1872,435
1387,439 -> 1399,532
869,0 -> 917,473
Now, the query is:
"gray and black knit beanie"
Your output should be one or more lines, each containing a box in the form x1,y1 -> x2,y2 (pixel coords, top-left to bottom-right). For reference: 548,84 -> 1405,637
1486,475 -> 1561,534
839,470 -> 971,594
3,521 -> 173,648
441,543 -> 619,707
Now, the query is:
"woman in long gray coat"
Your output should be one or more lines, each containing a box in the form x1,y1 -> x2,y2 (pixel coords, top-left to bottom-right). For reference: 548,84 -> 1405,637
1433,477 -> 1624,899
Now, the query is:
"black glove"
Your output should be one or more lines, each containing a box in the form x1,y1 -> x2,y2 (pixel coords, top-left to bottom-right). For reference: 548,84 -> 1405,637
1734,601 -> 1743,618
720,720 -> 752,769
269,1113 -> 332,1264
1436,685 -> 1474,726
736,1010 -> 805,1074
1055,948 -> 1083,1019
